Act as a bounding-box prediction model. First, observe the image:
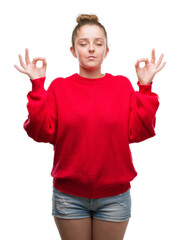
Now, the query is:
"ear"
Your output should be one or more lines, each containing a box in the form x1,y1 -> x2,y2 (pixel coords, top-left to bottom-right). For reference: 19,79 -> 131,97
104,47 -> 109,58
70,46 -> 77,58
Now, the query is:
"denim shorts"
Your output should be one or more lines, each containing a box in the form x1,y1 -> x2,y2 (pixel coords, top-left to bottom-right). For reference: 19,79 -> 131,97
52,186 -> 131,222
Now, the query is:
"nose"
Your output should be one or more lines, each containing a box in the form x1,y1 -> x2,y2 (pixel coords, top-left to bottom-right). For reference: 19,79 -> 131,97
88,43 -> 95,52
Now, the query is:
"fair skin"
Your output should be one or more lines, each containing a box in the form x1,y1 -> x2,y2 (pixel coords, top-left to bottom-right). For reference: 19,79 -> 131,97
135,48 -> 166,85
14,24 -> 166,240
70,25 -> 109,79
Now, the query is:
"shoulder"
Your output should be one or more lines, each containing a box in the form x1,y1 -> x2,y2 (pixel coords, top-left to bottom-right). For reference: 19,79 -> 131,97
48,74 -> 77,93
108,73 -> 133,88
50,73 -> 77,86
108,73 -> 130,81
50,77 -> 64,86
47,76 -> 67,91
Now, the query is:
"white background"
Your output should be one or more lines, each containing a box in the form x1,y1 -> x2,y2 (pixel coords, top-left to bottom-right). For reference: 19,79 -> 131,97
1,0 -> 180,239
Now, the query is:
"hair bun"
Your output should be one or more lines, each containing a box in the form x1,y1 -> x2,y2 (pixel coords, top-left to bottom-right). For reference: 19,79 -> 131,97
76,14 -> 99,24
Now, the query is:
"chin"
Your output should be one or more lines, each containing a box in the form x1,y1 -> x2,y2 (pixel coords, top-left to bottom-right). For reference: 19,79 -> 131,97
81,64 -> 100,70
84,66 -> 100,70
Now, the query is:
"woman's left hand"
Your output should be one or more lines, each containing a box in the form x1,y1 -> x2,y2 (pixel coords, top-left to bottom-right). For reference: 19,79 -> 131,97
135,49 -> 166,85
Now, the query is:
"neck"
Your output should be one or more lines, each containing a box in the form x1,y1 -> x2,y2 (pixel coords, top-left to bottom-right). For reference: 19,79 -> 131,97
79,67 -> 105,79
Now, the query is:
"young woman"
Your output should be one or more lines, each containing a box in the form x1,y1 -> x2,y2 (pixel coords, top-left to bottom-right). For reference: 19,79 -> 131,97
14,14 -> 165,240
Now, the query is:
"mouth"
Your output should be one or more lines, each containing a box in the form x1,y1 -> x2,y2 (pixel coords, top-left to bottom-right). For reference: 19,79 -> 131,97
88,56 -> 96,60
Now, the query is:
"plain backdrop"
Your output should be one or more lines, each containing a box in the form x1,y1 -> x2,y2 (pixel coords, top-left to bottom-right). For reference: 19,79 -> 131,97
1,0 -> 180,239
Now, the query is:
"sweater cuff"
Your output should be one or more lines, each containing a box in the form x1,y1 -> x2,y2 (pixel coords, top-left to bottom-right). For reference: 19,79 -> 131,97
30,77 -> 46,92
137,81 -> 152,94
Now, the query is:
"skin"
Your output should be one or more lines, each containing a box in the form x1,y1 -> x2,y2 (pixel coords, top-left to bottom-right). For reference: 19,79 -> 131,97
14,48 -> 47,80
70,25 -> 109,79
135,48 -> 166,85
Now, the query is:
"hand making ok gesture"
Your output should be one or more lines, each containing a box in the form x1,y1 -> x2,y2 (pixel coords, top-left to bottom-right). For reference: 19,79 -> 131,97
14,48 -> 47,80
135,49 -> 166,85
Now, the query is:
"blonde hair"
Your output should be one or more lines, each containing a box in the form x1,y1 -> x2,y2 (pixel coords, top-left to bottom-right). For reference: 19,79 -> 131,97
71,14 -> 108,50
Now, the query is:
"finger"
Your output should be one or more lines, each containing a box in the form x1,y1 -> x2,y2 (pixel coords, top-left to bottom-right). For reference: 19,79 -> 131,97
19,54 -> 26,69
135,60 -> 141,68
156,53 -> 164,69
135,60 -> 139,68
156,61 -> 166,73
137,58 -> 150,64
25,48 -> 31,65
14,64 -> 26,74
135,58 -> 149,68
32,57 -> 44,65
42,58 -> 47,68
151,48 -> 155,63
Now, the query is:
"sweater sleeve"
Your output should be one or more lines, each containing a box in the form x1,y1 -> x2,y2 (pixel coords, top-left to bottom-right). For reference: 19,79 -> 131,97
23,77 -> 58,145
128,80 -> 160,143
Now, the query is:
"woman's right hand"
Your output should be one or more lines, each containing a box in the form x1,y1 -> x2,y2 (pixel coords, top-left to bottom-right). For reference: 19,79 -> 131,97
14,48 -> 47,80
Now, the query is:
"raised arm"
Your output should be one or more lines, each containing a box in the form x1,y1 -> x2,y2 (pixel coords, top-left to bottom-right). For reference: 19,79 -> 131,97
128,49 -> 166,143
14,49 -> 57,144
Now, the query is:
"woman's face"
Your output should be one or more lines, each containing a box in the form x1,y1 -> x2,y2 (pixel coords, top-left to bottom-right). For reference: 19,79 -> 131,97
70,25 -> 109,71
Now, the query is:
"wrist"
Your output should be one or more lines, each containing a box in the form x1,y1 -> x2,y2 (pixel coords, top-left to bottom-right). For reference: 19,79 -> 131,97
138,79 -> 152,85
30,75 -> 46,80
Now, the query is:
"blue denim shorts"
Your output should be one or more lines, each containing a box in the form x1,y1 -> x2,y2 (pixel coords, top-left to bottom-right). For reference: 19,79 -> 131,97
52,186 -> 131,222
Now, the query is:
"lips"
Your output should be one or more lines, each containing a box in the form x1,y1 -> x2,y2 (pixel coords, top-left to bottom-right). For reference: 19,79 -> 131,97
88,56 -> 96,59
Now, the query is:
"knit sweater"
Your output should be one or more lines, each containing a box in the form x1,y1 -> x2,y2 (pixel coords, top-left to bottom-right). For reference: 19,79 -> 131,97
24,73 -> 159,199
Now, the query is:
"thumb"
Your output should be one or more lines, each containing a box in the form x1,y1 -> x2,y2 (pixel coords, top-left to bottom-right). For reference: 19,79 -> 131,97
42,58 -> 47,68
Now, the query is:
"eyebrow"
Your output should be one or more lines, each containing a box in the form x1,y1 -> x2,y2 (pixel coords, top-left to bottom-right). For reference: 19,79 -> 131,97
78,38 -> 104,41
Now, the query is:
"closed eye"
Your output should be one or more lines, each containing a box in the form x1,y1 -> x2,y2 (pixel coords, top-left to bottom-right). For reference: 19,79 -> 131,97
80,43 -> 103,46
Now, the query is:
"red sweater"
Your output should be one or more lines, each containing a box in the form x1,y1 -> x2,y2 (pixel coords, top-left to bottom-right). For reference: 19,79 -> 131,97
24,73 -> 159,198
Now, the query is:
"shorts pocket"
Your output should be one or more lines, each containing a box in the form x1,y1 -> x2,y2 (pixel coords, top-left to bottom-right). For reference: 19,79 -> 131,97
52,190 -> 71,215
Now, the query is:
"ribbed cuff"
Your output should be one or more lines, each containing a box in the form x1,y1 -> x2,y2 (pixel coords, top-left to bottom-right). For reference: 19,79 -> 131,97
137,81 -> 152,94
30,77 -> 46,92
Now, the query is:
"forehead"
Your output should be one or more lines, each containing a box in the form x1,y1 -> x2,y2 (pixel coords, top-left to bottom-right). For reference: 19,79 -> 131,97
76,25 -> 105,40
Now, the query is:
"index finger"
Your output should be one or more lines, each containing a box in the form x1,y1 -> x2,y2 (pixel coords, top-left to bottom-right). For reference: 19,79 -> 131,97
135,58 -> 149,68
32,57 -> 45,65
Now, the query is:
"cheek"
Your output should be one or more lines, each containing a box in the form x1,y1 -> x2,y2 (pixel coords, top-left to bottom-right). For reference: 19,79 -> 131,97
98,51 -> 106,60
97,47 -> 106,56
76,48 -> 86,58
